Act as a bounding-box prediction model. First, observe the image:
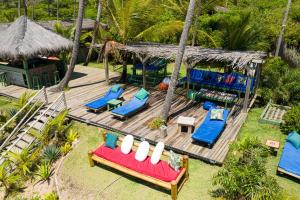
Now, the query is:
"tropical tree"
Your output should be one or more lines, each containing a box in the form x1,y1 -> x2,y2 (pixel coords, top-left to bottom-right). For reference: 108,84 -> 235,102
161,0 -> 197,121
84,0 -> 102,66
212,137 -> 282,200
221,11 -> 261,50
0,161 -> 21,197
51,0 -> 85,91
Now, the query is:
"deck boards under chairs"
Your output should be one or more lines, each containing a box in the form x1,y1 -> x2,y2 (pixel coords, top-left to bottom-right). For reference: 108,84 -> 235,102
0,66 -> 250,165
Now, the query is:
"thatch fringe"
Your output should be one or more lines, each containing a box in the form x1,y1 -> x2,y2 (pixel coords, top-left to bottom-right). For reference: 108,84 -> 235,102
113,43 -> 267,70
0,16 -> 73,61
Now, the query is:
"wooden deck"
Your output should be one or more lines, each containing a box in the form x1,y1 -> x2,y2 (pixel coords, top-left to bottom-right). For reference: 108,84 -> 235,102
0,66 -> 249,165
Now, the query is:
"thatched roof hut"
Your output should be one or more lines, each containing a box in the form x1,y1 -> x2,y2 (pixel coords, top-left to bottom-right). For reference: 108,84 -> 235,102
0,16 -> 73,61
114,43 -> 267,70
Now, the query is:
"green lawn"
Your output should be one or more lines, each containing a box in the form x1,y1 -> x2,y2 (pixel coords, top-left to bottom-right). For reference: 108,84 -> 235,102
61,108 -> 300,200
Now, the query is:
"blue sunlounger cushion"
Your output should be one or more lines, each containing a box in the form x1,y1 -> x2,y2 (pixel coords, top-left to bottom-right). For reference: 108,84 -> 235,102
278,139 -> 300,177
111,84 -> 121,93
111,96 -> 149,117
203,101 -> 216,110
192,109 -> 230,145
85,87 -> 124,110
135,88 -> 149,100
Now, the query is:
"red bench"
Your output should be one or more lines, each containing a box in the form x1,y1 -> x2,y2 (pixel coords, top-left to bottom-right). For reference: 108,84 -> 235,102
88,133 -> 189,200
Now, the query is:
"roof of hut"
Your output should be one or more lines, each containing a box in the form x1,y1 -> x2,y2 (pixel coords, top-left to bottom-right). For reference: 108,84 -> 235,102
113,43 -> 267,69
0,16 -> 73,61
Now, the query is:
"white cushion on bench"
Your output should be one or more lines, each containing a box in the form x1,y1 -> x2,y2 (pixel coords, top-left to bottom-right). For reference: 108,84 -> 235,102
151,142 -> 165,165
121,135 -> 134,154
135,141 -> 150,162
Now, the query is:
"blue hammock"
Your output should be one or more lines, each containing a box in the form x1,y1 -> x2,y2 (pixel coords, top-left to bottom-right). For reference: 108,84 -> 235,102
192,108 -> 230,146
85,87 -> 124,112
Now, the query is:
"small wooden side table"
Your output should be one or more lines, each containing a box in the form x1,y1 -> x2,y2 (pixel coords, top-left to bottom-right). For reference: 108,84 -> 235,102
266,140 -> 280,156
107,99 -> 123,111
177,116 -> 196,134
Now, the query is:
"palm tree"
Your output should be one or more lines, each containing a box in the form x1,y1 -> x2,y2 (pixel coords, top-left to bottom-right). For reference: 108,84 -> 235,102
18,0 -> 21,16
84,0 -> 102,66
51,0 -> 85,91
6,147 -> 33,176
0,161 -> 21,197
160,0 -> 197,121
221,12 -> 259,50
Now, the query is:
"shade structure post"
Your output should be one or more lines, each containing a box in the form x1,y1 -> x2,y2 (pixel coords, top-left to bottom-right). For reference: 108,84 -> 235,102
23,60 -> 32,89
142,62 -> 146,89
254,62 -> 262,91
104,54 -> 109,85
243,69 -> 253,113
186,65 -> 191,95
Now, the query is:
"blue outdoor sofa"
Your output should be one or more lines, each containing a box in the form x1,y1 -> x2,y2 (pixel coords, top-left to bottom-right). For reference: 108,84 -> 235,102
179,69 -> 256,94
111,89 -> 150,119
192,108 -> 230,147
277,136 -> 300,179
85,86 -> 124,112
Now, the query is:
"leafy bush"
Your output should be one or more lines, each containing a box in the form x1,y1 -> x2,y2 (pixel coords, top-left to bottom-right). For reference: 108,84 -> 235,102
42,145 -> 61,163
44,191 -> 59,200
281,104 -> 300,134
260,57 -> 300,105
0,161 -> 22,197
60,142 -> 72,156
35,162 -> 54,183
147,118 -> 165,130
212,137 -> 282,200
66,129 -> 78,144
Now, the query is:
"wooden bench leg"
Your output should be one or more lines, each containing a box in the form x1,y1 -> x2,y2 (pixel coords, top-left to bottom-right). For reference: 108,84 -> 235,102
183,155 -> 189,180
88,151 -> 95,167
171,181 -> 178,200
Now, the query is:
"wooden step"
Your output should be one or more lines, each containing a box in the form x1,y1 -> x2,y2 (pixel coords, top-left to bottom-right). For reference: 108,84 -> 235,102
10,138 -> 30,149
18,133 -> 35,144
34,115 -> 51,123
5,145 -> 22,154
27,121 -> 45,131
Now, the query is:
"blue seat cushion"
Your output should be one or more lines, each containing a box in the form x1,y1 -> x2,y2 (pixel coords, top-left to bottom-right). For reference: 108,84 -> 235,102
203,101 -> 216,110
278,140 -> 300,177
112,96 -> 148,116
192,109 -> 230,145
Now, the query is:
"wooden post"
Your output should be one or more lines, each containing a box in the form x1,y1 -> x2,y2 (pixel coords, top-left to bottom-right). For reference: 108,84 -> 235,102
62,92 -> 68,109
142,62 -> 146,89
254,63 -> 262,91
243,71 -> 252,113
88,151 -> 95,167
23,60 -> 32,89
101,131 -> 107,142
186,66 -> 191,94
183,155 -> 189,180
43,86 -> 48,104
104,54 -> 109,85
171,181 -> 178,200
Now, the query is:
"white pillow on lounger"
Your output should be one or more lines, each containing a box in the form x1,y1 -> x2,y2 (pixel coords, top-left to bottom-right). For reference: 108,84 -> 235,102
151,142 -> 165,165
135,141 -> 150,162
121,135 -> 134,154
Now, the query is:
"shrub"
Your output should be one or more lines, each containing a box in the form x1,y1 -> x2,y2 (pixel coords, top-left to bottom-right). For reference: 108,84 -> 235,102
35,162 -> 54,183
281,104 -> 300,134
60,142 -> 72,156
212,137 -> 282,200
42,145 -> 61,163
66,129 -> 78,144
147,118 -> 165,130
44,192 -> 59,200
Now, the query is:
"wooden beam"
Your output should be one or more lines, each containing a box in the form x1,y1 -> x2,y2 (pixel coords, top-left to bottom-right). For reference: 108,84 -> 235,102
104,54 -> 109,84
23,60 -> 32,89
243,71 -> 252,113
254,63 -> 262,91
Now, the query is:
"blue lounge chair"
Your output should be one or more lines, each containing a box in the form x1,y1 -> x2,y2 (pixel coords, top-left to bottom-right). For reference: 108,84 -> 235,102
85,86 -> 124,112
192,108 -> 230,147
277,138 -> 300,179
111,89 -> 149,118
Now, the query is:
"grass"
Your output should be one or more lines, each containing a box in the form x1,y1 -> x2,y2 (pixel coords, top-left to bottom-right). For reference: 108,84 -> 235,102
0,96 -> 11,108
61,107 -> 300,199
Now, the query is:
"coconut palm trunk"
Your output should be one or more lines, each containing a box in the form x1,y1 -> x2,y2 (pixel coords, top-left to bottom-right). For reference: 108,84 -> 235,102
84,0 -> 101,66
18,0 -> 21,16
56,0 -> 59,20
192,0 -> 201,46
51,0 -> 85,91
275,0 -> 292,56
161,0 -> 196,121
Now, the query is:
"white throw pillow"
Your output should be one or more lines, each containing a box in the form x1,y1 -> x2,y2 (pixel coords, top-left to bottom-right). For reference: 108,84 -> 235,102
121,135 -> 134,154
151,142 -> 165,165
135,141 -> 150,162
